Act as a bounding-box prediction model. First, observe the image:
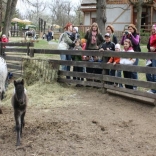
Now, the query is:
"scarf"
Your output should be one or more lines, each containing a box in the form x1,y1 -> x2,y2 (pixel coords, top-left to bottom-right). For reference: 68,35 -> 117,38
91,31 -> 97,44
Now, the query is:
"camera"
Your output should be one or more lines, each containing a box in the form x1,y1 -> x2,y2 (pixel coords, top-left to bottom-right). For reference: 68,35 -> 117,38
125,31 -> 129,35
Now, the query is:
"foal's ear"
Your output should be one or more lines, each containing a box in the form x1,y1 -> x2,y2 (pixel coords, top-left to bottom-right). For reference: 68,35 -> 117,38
21,79 -> 24,85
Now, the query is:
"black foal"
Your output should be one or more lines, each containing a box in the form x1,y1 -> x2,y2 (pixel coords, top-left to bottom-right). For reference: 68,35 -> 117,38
11,79 -> 27,146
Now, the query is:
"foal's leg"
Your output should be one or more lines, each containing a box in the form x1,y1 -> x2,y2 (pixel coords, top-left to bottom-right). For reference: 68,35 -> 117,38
0,108 -> 2,114
14,111 -> 21,146
0,93 -> 2,114
21,111 -> 26,136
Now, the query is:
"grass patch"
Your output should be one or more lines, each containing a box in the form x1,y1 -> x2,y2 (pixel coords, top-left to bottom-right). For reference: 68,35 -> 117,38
34,39 -> 58,49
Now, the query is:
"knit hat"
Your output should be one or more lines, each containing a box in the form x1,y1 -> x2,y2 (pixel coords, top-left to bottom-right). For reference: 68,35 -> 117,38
73,27 -> 78,32
115,44 -> 121,50
2,34 -> 6,38
106,25 -> 114,33
64,22 -> 72,30
152,24 -> 156,30
128,24 -> 137,32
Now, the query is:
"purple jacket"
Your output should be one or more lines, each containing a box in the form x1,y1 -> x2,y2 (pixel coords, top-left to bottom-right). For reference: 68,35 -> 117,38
120,33 -> 141,52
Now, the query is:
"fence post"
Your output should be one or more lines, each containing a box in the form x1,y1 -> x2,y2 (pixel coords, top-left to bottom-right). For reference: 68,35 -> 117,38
0,42 -> 2,56
102,56 -> 107,94
27,42 -> 30,56
29,48 -> 34,57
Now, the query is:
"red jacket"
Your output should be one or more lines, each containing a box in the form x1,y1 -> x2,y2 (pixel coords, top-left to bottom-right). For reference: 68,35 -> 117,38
147,34 -> 156,52
1,37 -> 8,48
1,37 -> 8,43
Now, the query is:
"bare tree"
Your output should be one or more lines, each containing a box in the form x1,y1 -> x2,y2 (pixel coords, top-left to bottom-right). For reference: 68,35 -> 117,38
0,0 -> 2,31
3,0 -> 18,36
128,0 -> 153,33
24,0 -> 47,24
96,0 -> 107,36
48,0 -> 75,28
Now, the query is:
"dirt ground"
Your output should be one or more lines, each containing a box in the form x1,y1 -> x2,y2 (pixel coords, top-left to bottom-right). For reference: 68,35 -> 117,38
1,82 -> 156,156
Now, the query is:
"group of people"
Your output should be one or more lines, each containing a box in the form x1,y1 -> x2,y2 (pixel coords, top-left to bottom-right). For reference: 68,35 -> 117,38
43,29 -> 54,41
58,22 -> 156,94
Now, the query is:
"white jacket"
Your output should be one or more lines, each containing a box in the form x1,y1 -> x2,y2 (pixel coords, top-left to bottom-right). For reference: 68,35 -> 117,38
120,48 -> 136,65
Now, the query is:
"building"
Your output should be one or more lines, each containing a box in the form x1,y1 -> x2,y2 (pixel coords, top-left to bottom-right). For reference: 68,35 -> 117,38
80,0 -> 156,31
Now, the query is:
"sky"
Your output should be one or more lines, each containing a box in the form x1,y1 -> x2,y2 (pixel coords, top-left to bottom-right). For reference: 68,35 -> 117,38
16,0 -> 81,16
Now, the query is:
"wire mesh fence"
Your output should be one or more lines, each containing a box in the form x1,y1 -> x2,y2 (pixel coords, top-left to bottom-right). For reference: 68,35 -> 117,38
22,58 -> 59,85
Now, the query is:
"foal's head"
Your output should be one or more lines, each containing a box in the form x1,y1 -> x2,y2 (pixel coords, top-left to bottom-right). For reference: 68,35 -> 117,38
14,79 -> 25,105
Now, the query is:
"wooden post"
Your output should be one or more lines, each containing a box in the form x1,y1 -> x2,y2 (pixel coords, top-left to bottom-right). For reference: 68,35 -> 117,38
102,56 -> 107,94
1,42 -> 4,57
27,42 -> 30,56
44,21 -> 46,33
29,48 -> 34,57
0,42 -> 2,56
151,6 -> 153,26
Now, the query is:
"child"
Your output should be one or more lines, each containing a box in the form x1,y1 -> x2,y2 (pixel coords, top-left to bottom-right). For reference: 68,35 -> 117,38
120,39 -> 136,89
73,27 -> 80,41
81,38 -> 87,60
107,43 -> 121,86
72,39 -> 83,86
107,43 -> 120,65
1,34 -> 8,46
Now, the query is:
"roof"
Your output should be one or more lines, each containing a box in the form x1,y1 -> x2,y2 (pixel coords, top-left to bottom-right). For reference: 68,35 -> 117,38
81,0 -> 96,5
81,0 -> 96,11
25,25 -> 36,29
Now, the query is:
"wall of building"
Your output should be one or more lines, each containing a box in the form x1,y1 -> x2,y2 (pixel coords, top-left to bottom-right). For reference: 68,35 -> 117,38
152,10 -> 156,24
83,4 -> 132,31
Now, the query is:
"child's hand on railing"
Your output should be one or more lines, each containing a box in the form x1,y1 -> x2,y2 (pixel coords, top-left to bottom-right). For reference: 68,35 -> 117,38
99,48 -> 104,51
113,62 -> 116,65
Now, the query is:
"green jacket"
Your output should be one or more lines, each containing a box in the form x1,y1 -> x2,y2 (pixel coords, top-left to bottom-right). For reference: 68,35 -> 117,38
63,32 -> 74,48
72,46 -> 82,61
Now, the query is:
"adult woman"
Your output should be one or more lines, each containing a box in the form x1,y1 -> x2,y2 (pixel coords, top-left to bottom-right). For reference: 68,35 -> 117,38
84,22 -> 104,75
58,23 -> 74,78
121,24 -> 141,89
106,25 -> 118,44
146,24 -> 156,94
63,23 -> 75,78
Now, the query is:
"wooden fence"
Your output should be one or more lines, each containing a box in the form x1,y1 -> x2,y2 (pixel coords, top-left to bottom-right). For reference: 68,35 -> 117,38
0,43 -> 155,105
28,49 -> 156,105
0,42 -> 34,77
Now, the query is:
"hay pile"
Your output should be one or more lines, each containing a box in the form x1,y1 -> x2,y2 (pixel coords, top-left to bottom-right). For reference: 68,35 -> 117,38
23,59 -> 58,86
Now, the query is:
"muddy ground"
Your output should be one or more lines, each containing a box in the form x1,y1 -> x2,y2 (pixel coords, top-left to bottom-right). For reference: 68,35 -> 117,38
0,82 -> 156,156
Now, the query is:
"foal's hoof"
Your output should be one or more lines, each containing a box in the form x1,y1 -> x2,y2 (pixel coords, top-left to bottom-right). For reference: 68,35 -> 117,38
16,142 -> 20,146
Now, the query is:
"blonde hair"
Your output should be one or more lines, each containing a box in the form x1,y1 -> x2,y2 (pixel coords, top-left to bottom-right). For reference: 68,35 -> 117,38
91,22 -> 100,34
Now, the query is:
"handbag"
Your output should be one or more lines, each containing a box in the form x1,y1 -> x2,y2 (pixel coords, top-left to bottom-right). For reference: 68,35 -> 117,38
57,33 -> 69,50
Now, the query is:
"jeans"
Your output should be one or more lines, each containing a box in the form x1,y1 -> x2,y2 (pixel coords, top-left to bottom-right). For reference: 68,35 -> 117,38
60,54 -> 67,71
117,70 -> 123,87
66,55 -> 71,79
131,58 -> 139,89
146,59 -> 156,93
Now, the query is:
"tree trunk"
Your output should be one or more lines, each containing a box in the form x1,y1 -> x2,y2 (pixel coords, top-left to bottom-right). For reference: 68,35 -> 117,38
136,0 -> 143,33
96,0 -> 107,36
0,0 -> 2,32
3,0 -> 18,36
